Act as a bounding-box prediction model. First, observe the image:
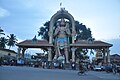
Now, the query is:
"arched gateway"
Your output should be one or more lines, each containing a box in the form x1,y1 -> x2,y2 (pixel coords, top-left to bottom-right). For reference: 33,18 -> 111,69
48,8 -> 76,63
16,8 -> 112,68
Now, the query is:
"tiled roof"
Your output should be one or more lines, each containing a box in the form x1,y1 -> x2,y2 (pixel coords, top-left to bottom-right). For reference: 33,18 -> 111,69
70,40 -> 113,48
16,40 -> 53,48
111,54 -> 120,57
16,40 -> 112,49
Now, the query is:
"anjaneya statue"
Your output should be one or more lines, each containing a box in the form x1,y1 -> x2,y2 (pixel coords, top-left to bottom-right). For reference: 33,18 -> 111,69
54,18 -> 71,63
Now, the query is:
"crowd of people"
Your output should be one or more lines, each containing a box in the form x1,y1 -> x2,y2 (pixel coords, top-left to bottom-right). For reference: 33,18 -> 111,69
0,56 -> 120,75
0,57 -> 16,66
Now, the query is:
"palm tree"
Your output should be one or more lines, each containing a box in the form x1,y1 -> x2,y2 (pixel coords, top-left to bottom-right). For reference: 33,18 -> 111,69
7,34 -> 17,49
0,27 -> 5,37
0,37 -> 7,48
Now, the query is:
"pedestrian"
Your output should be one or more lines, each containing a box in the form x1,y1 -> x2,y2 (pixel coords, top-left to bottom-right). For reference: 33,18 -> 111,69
42,62 -> 45,68
112,64 -> 117,74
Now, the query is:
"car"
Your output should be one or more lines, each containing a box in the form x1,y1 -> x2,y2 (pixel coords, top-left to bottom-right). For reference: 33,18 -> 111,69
101,66 -> 106,71
34,63 -> 39,67
93,65 -> 102,71
116,66 -> 120,74
105,65 -> 112,72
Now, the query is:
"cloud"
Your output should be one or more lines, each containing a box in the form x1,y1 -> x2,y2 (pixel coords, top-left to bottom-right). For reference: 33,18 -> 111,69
0,7 -> 10,18
107,39 -> 120,54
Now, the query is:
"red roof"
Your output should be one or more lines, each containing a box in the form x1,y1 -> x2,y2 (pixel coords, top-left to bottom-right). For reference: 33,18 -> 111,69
16,40 -> 53,48
16,40 -> 112,49
70,40 -> 113,49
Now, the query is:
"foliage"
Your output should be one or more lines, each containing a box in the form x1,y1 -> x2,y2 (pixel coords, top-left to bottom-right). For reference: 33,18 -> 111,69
0,27 -> 6,48
0,37 -> 7,48
7,34 -> 17,49
0,27 -> 5,36
38,21 -> 49,40
75,21 -> 92,40
0,27 -> 17,49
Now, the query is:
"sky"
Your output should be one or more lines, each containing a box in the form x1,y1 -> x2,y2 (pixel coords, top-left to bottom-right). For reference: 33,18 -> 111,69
0,0 -> 120,54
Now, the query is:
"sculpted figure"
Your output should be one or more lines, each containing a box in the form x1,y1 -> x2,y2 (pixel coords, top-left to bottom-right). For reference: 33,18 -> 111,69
54,18 -> 71,63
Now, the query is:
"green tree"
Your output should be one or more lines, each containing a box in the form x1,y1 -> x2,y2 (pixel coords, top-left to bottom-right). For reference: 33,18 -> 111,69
38,21 -> 49,40
38,21 -> 92,41
75,21 -> 92,40
0,37 -> 7,48
0,27 -> 5,37
7,34 -> 17,49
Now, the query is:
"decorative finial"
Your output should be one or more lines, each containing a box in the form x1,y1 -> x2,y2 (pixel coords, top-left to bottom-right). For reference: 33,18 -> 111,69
59,2 -> 66,12
60,2 -> 62,7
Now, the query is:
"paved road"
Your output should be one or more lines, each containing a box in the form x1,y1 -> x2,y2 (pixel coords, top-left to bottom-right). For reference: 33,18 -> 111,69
0,66 -> 120,80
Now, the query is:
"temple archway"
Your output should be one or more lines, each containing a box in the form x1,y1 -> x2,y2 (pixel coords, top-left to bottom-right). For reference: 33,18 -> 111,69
49,8 -> 75,44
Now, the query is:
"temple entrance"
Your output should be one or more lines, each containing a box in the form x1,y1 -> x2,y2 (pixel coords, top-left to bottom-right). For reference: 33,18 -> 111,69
48,8 -> 76,64
16,8 -> 112,69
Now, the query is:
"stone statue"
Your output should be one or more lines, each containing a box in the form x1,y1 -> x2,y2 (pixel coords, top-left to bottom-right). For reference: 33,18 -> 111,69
54,18 -> 71,63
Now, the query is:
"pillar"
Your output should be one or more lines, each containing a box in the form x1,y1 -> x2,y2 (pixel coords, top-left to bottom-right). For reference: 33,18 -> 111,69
21,48 -> 26,59
106,48 -> 110,63
47,47 -> 52,69
103,48 -> 106,64
72,30 -> 76,43
48,47 -> 52,62
17,47 -> 21,59
48,31 -> 53,44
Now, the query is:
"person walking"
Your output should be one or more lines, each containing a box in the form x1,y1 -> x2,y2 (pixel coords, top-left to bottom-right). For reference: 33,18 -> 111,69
112,64 -> 117,74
